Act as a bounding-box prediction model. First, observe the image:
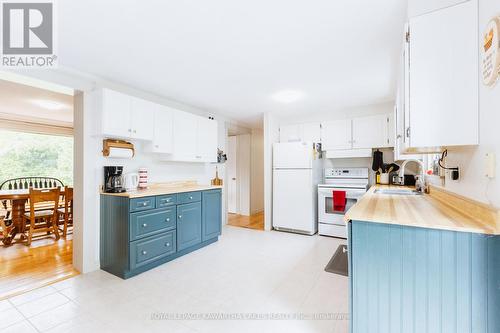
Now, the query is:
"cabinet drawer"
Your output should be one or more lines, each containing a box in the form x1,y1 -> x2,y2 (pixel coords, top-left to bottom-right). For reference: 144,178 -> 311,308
177,191 -> 201,204
130,231 -> 176,270
130,197 -> 155,212
130,207 -> 176,241
156,194 -> 177,208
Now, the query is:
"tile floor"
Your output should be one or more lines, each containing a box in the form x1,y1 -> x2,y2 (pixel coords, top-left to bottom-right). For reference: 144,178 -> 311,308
1,226 -> 348,333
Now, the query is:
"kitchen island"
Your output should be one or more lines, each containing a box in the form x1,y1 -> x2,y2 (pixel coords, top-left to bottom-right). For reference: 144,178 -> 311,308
345,185 -> 500,333
100,183 -> 222,279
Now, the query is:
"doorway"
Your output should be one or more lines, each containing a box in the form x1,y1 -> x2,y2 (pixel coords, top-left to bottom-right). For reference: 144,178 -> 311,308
0,78 -> 78,299
226,125 -> 264,231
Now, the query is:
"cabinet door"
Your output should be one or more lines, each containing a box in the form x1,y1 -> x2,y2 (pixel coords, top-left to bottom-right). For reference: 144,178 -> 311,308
279,124 -> 302,142
149,106 -> 173,153
101,89 -> 132,138
176,202 -> 202,251
302,122 -> 321,143
172,111 -> 198,160
130,97 -> 155,141
352,115 -> 388,149
196,117 -> 218,162
409,0 -> 478,147
202,190 -> 221,241
321,119 -> 351,150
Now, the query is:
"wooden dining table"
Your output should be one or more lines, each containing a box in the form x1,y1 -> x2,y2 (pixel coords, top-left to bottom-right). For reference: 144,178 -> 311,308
0,188 -> 65,245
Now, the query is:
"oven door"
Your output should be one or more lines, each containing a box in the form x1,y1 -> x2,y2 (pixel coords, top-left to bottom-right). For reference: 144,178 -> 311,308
318,186 -> 366,225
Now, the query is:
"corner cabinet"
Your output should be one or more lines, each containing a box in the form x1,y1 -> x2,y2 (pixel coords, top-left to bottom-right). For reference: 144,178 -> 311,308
100,189 -> 221,279
407,0 -> 479,148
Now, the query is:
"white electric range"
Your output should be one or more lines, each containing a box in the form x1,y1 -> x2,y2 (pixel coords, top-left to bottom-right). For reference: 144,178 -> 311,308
317,168 -> 369,238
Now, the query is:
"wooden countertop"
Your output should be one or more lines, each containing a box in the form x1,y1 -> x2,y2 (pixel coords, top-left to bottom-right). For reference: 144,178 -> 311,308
101,182 -> 223,198
345,185 -> 500,235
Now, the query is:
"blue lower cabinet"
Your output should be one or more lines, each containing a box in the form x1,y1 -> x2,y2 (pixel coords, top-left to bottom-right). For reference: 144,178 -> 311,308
349,220 -> 500,333
202,190 -> 221,241
130,231 -> 176,270
130,207 -> 176,241
100,189 -> 221,279
177,202 -> 202,251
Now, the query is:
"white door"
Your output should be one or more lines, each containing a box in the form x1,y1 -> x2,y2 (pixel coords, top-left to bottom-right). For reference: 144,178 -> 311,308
101,89 -> 132,138
196,117 -> 218,162
409,0 -> 478,147
273,142 -> 312,169
352,115 -> 388,149
227,136 -> 238,214
272,169 -> 314,233
130,97 -> 155,141
172,111 -> 197,160
321,119 -> 352,150
150,106 -> 173,153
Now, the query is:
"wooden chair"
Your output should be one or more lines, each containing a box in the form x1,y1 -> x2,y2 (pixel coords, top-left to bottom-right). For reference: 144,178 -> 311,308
57,186 -> 73,237
23,187 -> 61,246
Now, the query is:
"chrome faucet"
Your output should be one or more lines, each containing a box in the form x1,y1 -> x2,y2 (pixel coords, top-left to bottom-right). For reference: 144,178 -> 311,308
398,159 -> 426,192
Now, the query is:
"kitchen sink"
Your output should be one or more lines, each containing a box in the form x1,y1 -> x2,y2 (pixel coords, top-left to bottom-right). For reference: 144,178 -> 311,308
374,188 -> 423,196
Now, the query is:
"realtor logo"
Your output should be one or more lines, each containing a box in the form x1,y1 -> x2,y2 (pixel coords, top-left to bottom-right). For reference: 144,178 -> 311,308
1,0 -> 57,67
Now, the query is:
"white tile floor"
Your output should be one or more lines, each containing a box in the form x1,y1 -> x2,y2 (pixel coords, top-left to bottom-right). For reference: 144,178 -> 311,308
1,226 -> 349,333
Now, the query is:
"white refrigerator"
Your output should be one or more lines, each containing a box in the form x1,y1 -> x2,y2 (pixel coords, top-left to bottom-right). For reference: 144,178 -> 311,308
273,142 -> 321,235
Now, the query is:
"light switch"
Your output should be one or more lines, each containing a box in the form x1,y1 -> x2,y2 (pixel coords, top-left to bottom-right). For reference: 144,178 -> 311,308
485,153 -> 496,179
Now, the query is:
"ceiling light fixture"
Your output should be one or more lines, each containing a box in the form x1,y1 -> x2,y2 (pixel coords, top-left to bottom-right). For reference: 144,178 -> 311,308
31,99 -> 66,110
271,90 -> 305,104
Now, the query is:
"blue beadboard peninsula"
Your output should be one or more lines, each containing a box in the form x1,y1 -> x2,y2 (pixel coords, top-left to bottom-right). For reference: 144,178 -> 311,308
345,185 -> 500,333
100,184 -> 222,279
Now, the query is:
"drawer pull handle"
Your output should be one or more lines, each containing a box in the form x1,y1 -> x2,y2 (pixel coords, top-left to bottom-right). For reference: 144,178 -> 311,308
189,196 -> 193,200
141,202 -> 148,206
142,223 -> 147,228
141,250 -> 147,255
178,215 -> 182,219
166,218 -> 170,222
165,242 -> 170,247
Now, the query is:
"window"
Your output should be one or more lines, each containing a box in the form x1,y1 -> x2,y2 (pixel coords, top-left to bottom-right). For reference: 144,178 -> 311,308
0,130 -> 73,186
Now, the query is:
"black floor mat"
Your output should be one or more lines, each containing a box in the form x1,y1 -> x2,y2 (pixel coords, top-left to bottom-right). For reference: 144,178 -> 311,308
324,244 -> 348,276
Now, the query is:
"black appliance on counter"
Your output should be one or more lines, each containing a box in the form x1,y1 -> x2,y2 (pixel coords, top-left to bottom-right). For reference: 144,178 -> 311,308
104,166 -> 126,193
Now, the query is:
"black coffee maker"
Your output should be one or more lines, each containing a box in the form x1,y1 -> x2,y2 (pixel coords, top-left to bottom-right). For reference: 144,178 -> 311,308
104,166 -> 126,193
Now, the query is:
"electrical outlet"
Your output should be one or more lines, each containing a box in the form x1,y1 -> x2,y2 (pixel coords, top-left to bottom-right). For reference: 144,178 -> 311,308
485,153 -> 496,179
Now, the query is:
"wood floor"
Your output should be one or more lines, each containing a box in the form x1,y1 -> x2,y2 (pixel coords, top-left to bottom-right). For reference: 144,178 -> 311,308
227,211 -> 264,230
0,235 -> 79,300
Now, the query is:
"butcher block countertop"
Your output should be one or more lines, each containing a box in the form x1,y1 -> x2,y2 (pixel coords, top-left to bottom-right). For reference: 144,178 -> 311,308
345,184 -> 500,235
101,181 -> 223,198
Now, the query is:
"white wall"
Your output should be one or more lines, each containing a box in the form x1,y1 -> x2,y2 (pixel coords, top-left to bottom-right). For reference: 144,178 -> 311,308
436,0 -> 500,207
250,128 -> 264,214
263,112 -> 280,231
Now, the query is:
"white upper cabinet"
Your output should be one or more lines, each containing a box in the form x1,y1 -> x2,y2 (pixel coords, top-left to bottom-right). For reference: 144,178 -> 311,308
100,88 -> 155,141
101,89 -> 132,138
279,124 -> 302,142
322,116 -> 394,151
408,0 -> 478,148
279,122 -> 321,143
407,0 -> 465,17
172,111 -> 198,160
146,105 -> 173,154
196,117 -> 218,162
322,119 -> 352,150
352,115 -> 389,149
130,97 -> 155,141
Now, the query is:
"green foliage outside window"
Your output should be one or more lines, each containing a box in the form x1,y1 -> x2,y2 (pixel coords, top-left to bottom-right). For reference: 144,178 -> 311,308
0,130 -> 73,186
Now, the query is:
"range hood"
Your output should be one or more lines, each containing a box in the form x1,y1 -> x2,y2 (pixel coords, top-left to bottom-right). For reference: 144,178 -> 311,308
325,149 -> 372,159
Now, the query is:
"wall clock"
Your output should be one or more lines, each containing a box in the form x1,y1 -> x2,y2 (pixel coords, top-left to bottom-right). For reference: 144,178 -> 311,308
482,16 -> 500,87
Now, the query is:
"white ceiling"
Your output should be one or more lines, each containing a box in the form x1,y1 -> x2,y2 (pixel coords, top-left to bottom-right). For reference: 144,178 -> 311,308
0,80 -> 73,126
58,0 -> 407,127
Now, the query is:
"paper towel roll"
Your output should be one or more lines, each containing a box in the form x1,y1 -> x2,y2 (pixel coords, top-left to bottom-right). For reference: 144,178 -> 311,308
107,147 -> 134,159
